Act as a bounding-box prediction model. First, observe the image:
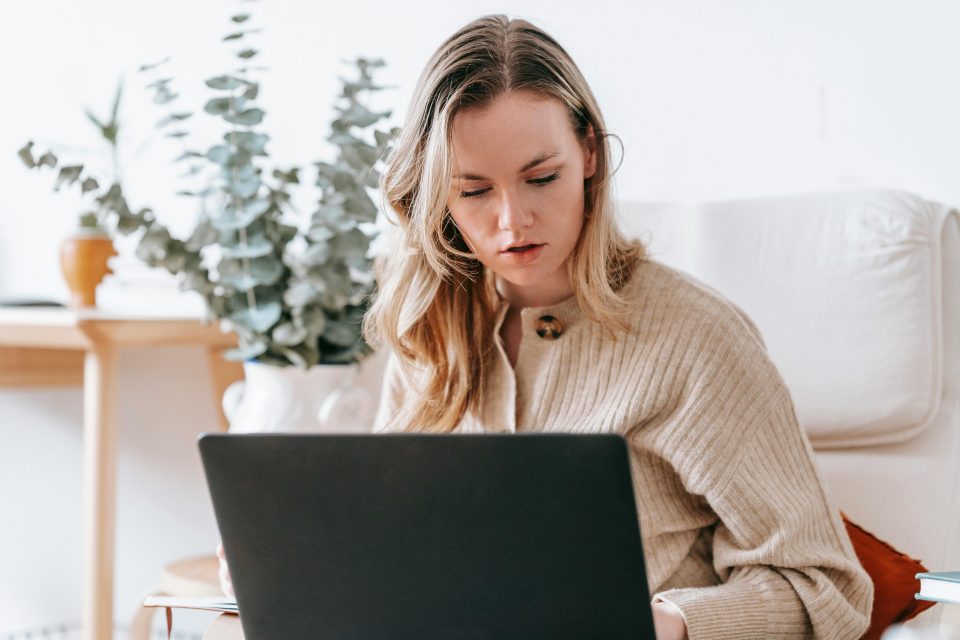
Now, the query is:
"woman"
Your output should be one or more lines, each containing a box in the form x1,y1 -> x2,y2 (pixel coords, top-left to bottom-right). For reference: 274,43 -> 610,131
362,13 -> 872,640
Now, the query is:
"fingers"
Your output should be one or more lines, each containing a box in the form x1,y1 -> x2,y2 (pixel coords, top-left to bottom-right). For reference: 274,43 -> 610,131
216,542 -> 234,596
218,557 -> 234,597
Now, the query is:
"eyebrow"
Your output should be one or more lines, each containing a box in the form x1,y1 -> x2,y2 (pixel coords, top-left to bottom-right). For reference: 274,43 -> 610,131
453,151 -> 560,181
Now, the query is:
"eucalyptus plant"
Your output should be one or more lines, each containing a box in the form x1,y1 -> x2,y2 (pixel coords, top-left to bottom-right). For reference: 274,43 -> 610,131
18,5 -> 397,368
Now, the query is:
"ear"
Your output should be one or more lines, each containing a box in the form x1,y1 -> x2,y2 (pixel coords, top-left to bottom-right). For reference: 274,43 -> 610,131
582,124 -> 597,180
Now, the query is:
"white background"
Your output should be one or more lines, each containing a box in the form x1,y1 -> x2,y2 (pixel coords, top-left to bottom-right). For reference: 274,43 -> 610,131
1,0 -> 958,636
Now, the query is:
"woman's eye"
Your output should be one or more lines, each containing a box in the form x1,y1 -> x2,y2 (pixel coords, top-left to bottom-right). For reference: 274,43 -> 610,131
529,172 -> 561,187
459,172 -> 561,199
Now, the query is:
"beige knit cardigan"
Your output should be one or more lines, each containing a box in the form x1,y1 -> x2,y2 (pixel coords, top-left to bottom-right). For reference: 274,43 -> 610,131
373,257 -> 874,639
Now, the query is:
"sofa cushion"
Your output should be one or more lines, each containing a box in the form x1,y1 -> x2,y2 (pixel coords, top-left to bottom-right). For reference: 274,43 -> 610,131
623,190 -> 957,448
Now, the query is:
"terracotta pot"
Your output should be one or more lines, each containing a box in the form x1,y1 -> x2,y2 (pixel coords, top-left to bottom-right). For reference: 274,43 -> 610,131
59,231 -> 117,308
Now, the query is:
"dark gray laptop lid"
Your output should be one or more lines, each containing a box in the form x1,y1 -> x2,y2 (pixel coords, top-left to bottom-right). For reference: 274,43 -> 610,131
199,432 -> 655,640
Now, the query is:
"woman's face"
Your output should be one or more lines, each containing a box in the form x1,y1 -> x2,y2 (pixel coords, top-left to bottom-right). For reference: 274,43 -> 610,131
446,90 -> 596,293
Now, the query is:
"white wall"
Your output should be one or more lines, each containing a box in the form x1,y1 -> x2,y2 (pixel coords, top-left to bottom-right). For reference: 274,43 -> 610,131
1,0 -> 958,636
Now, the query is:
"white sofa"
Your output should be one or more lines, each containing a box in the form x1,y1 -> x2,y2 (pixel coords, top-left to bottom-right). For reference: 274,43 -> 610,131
617,189 -> 959,635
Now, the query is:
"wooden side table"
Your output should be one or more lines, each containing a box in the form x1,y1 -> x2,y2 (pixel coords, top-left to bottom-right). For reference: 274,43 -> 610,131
0,307 -> 243,640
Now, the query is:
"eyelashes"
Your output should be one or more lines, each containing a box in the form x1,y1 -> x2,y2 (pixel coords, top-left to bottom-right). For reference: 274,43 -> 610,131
459,172 -> 561,199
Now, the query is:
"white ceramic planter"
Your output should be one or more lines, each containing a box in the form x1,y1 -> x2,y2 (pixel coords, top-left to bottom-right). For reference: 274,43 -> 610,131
222,361 -> 375,434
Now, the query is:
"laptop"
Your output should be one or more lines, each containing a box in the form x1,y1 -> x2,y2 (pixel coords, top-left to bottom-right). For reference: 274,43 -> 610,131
198,432 -> 655,639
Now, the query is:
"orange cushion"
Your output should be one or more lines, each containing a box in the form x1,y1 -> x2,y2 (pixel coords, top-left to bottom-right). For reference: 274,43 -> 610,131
841,512 -> 936,640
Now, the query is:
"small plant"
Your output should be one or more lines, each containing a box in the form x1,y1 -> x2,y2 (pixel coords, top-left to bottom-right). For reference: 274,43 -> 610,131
18,4 -> 397,368
18,78 -> 133,236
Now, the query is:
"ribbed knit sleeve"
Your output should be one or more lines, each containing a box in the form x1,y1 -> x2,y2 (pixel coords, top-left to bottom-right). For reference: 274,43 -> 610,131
647,297 -> 873,639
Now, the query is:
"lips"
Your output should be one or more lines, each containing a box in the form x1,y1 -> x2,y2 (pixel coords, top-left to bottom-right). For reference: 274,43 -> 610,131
501,243 -> 544,253
499,243 -> 545,264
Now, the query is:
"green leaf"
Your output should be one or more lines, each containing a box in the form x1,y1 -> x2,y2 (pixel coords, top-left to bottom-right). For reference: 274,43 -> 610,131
221,235 -> 273,258
272,322 -> 307,347
219,255 -> 284,290
180,270 -> 215,296
110,78 -> 123,124
363,167 -> 380,189
223,339 -> 269,362
237,49 -> 258,60
224,108 -> 264,126
242,83 -> 259,101
156,112 -> 192,128
178,165 -> 204,178
78,211 -> 100,229
343,189 -> 378,222
116,207 -> 151,235
211,197 -> 272,230
280,346 -> 309,369
54,165 -> 83,191
206,144 -> 232,165
37,151 -> 58,168
231,14 -> 251,23
272,167 -> 298,184
294,304 -> 327,334
145,77 -> 173,90
206,75 -> 246,91
301,242 -> 330,266
356,56 -> 386,68
275,223 -> 299,245
17,141 -> 35,168
307,224 -> 335,242
227,174 -> 262,199
322,319 -> 358,347
335,103 -> 388,128
134,225 -> 173,266
226,131 -> 269,155
81,177 -> 99,194
308,262 -> 350,299
175,150 -> 204,162
204,96 -> 246,115
223,32 -> 245,41
165,130 -> 189,139
330,227 -> 370,258
152,90 -> 178,105
283,281 -> 320,307
373,129 -> 394,148
84,109 -> 105,132
138,57 -> 170,73
229,300 -> 282,333
185,218 -> 218,251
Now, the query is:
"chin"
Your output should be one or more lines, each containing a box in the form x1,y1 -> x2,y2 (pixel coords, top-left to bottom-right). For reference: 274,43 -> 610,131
494,265 -> 553,288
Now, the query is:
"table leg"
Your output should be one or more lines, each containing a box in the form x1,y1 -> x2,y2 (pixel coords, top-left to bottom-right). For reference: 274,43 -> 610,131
81,343 -> 118,640
206,347 -> 244,432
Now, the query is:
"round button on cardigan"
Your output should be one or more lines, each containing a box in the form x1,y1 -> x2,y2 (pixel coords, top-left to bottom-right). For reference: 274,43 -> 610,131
534,314 -> 563,339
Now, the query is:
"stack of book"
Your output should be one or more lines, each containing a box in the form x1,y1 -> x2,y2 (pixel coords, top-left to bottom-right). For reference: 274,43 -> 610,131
916,571 -> 960,605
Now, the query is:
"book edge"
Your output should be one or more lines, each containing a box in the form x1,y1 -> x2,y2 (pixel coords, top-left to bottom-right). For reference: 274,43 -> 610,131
916,571 -> 960,583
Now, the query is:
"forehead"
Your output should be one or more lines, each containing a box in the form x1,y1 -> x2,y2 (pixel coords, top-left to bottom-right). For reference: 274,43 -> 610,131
449,92 -> 574,171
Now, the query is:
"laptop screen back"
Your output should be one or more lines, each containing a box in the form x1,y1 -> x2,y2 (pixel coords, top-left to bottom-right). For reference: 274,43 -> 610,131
199,432 -> 654,640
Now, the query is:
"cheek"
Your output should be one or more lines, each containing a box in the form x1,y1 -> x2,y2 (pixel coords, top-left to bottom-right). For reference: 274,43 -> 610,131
549,180 -> 587,234
448,210 -> 487,255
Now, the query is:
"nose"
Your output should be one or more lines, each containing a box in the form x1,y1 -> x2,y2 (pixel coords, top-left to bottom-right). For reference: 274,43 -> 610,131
496,190 -> 533,231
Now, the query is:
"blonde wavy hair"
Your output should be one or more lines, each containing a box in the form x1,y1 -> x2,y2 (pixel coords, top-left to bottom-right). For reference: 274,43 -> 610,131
363,14 -> 647,433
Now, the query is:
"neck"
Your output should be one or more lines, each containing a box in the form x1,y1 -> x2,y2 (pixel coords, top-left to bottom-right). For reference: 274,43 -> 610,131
495,264 -> 574,309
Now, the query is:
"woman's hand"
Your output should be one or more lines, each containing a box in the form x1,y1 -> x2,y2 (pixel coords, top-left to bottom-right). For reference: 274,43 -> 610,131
652,600 -> 688,640
216,541 -> 234,597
